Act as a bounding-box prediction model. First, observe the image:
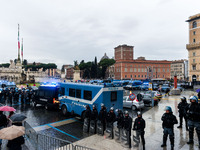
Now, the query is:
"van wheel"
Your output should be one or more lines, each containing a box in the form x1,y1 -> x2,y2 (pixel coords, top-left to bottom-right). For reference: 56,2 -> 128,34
131,105 -> 137,111
62,105 -> 68,116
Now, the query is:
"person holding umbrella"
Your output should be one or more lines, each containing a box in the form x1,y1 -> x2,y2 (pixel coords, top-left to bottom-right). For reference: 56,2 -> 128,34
7,122 -> 25,150
0,111 -> 8,148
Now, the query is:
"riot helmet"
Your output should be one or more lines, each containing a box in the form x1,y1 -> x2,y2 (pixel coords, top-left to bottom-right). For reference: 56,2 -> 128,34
165,106 -> 172,113
189,96 -> 198,103
180,96 -> 186,102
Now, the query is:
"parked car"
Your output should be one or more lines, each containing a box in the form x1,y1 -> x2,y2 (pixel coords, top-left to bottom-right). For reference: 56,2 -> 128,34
161,84 -> 171,92
123,96 -> 144,110
152,83 -> 159,90
171,84 -> 184,91
140,83 -> 149,91
145,91 -> 162,101
124,80 -> 142,90
141,91 -> 162,106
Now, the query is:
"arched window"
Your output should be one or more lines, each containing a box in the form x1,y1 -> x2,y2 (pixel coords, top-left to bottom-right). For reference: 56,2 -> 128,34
193,21 -> 197,28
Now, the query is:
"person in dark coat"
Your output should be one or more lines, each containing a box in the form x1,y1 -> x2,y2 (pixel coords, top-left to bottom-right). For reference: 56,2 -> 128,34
161,106 -> 178,150
83,105 -> 91,133
116,109 -> 124,140
187,96 -> 200,148
0,111 -> 8,147
133,111 -> 146,149
177,96 -> 189,130
123,110 -> 132,148
98,103 -> 107,135
7,122 -> 25,150
106,107 -> 116,139
90,105 -> 98,133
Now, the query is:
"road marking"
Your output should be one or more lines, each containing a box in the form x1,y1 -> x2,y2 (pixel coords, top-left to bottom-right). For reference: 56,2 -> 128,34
47,124 -> 80,140
33,118 -> 78,132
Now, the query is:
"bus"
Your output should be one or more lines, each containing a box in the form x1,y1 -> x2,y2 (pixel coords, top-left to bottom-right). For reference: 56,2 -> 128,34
58,82 -> 123,118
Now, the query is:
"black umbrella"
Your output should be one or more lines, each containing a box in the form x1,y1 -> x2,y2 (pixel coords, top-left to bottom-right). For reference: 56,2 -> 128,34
10,114 -> 27,123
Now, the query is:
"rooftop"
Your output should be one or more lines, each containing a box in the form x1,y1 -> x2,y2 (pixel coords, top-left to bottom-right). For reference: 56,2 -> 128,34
186,13 -> 200,22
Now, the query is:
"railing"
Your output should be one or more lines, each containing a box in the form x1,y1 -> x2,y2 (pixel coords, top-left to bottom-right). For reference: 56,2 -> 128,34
24,121 -> 94,150
37,134 -> 73,150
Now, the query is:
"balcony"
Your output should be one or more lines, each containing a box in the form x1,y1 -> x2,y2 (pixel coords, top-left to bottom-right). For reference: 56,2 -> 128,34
186,43 -> 200,50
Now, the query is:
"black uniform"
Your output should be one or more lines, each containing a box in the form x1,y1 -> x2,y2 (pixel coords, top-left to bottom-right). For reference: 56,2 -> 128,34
116,110 -> 124,140
83,107 -> 91,133
177,101 -> 189,129
187,102 -> 200,146
98,107 -> 107,134
133,117 -> 146,147
90,107 -> 98,133
106,110 -> 116,139
161,112 -> 178,148
124,115 -> 132,148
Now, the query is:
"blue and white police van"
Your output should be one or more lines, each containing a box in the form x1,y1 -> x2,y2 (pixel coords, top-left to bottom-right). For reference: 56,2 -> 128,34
58,82 -> 123,119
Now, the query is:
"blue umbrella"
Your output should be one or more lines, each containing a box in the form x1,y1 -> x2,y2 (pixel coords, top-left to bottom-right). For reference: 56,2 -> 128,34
196,89 -> 200,93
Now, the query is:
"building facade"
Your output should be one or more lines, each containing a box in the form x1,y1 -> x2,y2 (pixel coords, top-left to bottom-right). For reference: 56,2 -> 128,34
186,13 -> 200,82
114,45 -> 172,80
170,60 -> 188,80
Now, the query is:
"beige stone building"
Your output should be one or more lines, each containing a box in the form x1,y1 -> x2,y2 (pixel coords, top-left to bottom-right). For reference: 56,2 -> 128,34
170,60 -> 188,80
186,13 -> 200,82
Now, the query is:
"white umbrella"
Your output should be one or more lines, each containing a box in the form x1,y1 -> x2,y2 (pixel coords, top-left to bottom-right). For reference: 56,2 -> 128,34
0,125 -> 25,140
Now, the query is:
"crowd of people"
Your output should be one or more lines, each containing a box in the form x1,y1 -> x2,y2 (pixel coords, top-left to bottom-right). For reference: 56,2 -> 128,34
0,111 -> 25,150
82,95 -> 200,150
0,87 -> 35,104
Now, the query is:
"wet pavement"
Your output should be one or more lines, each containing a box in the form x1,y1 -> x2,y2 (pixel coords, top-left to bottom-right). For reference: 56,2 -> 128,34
1,90 -> 199,150
73,90 -> 200,150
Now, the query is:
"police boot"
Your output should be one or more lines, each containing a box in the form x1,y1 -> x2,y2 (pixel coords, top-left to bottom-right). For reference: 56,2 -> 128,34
187,130 -> 194,144
161,135 -> 167,147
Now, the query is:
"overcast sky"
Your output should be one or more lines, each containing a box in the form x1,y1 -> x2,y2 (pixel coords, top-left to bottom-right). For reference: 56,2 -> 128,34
0,0 -> 200,69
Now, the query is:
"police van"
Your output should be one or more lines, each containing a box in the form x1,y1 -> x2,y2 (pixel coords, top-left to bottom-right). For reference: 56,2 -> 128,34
32,84 -> 60,110
59,82 -> 123,119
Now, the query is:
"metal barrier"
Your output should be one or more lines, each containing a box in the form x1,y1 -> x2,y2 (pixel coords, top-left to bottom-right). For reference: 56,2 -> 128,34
74,145 -> 95,150
24,121 -> 94,150
37,133 -> 73,150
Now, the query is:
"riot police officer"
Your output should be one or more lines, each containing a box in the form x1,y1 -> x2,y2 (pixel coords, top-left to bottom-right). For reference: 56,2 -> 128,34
133,111 -> 146,150
177,96 -> 189,130
90,105 -> 98,133
161,106 -> 178,150
123,111 -> 132,148
98,103 -> 107,135
83,105 -> 91,133
116,109 -> 124,140
106,107 -> 116,139
187,96 -> 200,148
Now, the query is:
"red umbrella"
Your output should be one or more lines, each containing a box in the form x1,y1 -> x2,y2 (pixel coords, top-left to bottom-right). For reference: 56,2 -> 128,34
0,106 -> 16,112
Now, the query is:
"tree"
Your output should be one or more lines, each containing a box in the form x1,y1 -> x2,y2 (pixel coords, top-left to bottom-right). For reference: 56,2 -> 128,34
99,58 -> 115,79
23,59 -> 28,65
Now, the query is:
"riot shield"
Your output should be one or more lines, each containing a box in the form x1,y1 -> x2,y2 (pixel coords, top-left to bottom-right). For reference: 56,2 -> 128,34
105,122 -> 113,139
133,131 -> 140,146
121,129 -> 131,148
89,120 -> 96,134
115,128 -> 122,142
83,118 -> 90,133
97,120 -> 104,135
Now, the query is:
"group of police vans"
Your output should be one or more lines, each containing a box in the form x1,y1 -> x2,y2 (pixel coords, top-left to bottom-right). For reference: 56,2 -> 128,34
32,82 -> 124,119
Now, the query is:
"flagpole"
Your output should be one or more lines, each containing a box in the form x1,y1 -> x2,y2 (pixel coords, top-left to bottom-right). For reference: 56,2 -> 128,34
18,24 -> 20,62
21,38 -> 23,64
